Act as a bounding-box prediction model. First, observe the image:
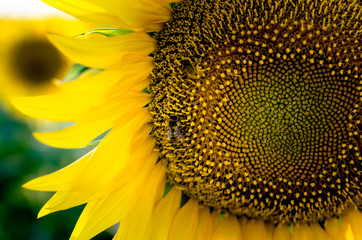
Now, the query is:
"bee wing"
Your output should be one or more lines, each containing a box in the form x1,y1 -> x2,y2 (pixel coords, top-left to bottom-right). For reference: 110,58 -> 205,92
166,126 -> 172,140
174,126 -> 184,143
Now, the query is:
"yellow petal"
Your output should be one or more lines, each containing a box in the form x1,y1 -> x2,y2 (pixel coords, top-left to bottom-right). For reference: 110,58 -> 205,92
144,187 -> 182,240
88,133 -> 155,201
273,224 -> 291,240
23,149 -> 94,191
48,33 -> 156,69
343,224 -> 356,240
59,69 -> 121,105
38,137 -> 156,215
291,223 -> 313,240
343,209 -> 362,240
325,217 -> 345,240
31,126 -> 153,217
38,191 -> 75,218
339,209 -> 362,240
71,108 -> 150,190
42,0 -> 124,27
310,223 -> 333,240
117,54 -> 154,91
60,56 -> 153,104
114,164 -> 167,240
34,91 -> 150,148
239,216 -> 249,237
265,222 -> 275,240
11,91 -> 91,121
84,0 -> 172,32
194,207 -> 213,240
244,219 -> 268,240
42,122 -> 153,214
211,210 -> 223,229
169,198 -> 200,240
211,215 -> 243,240
71,156 -> 160,239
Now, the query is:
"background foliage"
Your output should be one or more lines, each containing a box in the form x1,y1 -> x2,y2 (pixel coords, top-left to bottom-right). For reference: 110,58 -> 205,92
0,105 -> 112,240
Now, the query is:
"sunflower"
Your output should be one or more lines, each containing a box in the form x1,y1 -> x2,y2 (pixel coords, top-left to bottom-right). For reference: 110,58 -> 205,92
0,18 -> 93,100
12,0 -> 362,239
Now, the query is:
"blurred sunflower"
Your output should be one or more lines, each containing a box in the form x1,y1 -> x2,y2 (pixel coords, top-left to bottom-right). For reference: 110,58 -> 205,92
0,18 -> 93,100
12,0 -> 362,239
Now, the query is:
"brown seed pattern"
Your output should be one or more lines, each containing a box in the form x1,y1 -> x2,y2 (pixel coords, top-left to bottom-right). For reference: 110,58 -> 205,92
150,0 -> 362,223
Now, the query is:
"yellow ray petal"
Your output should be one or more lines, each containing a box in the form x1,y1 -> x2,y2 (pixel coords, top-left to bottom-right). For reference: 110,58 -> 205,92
42,0 -> 124,27
38,191 -> 75,218
48,33 -> 156,69
210,210 -> 223,229
342,224 -> 356,240
169,198 -> 200,240
265,222 -> 275,240
84,0 -> 172,32
273,224 -> 291,240
86,133 -> 155,201
239,216 -> 249,238
40,134 -> 154,216
118,54 -> 154,77
71,108 -> 150,190
343,209 -> 362,240
113,164 -> 166,240
11,91 -> 91,121
38,140 -> 157,218
145,187 -> 182,240
291,223 -> 313,240
34,91 -> 150,148
211,215 -> 243,240
69,174 -> 147,239
325,217 -> 345,240
23,149 -> 94,191
60,56 -> 153,104
309,223 -> 332,240
194,207 -> 213,240
244,219 -> 268,240
117,54 -> 154,91
71,163 -> 165,240
59,69 -> 122,105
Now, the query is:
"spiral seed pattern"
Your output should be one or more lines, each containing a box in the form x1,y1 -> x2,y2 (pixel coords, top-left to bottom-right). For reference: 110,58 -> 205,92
150,0 -> 362,223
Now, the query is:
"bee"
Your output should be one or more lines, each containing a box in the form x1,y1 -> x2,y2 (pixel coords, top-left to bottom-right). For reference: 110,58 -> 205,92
166,116 -> 184,143
182,58 -> 207,79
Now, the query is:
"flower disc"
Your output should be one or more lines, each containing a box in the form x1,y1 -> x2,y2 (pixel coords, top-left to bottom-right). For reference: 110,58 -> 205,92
150,0 -> 362,223
11,39 -> 63,85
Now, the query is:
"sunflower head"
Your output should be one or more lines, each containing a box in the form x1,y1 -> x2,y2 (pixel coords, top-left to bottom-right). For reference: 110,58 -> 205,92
0,19 -> 93,99
150,0 -> 362,224
10,38 -> 63,86
12,0 -> 362,239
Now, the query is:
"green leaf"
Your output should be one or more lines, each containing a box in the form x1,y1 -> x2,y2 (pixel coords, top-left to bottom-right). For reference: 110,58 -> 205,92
163,181 -> 174,197
87,139 -> 102,148
84,28 -> 133,37
140,87 -> 150,94
338,216 -> 343,225
180,193 -> 190,208
169,2 -> 177,8
62,64 -> 88,83
288,225 -> 294,234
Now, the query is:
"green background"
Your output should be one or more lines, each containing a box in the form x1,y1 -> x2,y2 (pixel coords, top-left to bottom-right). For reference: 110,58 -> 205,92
0,105 -> 112,240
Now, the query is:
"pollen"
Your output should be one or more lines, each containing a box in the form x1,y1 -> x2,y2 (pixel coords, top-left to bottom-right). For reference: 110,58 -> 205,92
150,0 -> 362,224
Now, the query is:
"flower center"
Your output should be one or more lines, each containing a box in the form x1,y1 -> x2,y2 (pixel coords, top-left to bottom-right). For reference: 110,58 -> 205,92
10,39 -> 63,85
150,0 -> 362,224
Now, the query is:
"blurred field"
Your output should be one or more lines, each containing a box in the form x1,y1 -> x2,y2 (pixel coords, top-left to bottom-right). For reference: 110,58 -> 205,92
0,105 -> 113,240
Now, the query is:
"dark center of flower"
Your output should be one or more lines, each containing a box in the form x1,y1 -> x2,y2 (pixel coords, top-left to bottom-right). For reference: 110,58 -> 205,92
150,0 -> 362,224
10,39 -> 63,85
